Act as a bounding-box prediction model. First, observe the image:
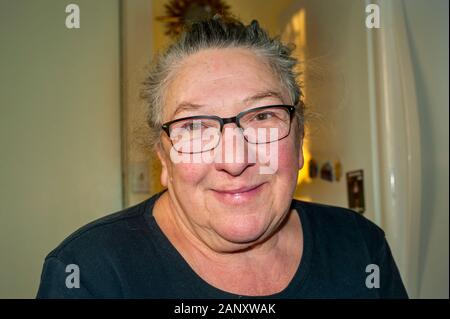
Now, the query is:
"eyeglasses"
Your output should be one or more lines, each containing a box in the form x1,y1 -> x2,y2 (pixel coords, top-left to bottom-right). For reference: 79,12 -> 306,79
161,105 -> 296,154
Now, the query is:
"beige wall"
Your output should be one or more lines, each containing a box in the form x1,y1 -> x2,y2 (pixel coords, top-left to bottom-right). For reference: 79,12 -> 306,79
283,0 -> 377,223
0,0 -> 123,298
121,0 -> 158,206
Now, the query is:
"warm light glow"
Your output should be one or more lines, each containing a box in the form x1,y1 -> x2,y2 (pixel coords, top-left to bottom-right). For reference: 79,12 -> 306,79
283,8 -> 310,200
294,138 -> 312,200
292,9 -> 306,49
298,138 -> 312,184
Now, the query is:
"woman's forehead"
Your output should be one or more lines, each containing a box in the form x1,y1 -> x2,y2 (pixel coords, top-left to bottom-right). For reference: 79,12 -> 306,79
164,48 -> 289,117
175,47 -> 271,77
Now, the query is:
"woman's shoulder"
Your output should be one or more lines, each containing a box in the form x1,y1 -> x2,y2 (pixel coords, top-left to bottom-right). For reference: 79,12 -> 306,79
292,199 -> 386,247
37,192 -> 169,298
45,194 -> 161,262
294,199 -> 382,228
290,200 -> 408,298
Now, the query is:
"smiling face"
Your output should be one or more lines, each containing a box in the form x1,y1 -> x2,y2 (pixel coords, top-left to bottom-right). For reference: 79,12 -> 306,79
157,48 -> 303,252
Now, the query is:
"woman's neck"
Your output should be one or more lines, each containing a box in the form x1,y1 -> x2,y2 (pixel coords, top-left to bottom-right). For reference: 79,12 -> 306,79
153,192 -> 303,296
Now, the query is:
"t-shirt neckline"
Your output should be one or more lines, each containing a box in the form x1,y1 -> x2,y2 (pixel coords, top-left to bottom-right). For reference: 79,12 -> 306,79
142,191 -> 313,298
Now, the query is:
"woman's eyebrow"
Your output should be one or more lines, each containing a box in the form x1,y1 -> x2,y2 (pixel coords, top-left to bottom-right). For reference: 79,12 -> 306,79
172,102 -> 206,117
243,91 -> 284,104
172,91 -> 284,117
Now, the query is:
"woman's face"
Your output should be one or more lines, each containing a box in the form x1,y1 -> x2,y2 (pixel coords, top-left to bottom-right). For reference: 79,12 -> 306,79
157,48 -> 303,252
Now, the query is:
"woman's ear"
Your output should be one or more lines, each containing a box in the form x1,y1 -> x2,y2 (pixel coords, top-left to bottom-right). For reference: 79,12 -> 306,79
156,143 -> 169,187
299,151 -> 304,170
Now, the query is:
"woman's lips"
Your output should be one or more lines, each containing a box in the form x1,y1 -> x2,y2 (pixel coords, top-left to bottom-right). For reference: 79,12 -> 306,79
211,183 -> 265,204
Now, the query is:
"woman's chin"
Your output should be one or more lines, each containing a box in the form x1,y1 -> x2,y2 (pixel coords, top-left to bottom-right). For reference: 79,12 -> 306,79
213,218 -> 268,246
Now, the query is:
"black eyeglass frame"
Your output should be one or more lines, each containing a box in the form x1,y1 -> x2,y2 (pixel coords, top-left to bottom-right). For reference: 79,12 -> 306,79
161,105 -> 296,145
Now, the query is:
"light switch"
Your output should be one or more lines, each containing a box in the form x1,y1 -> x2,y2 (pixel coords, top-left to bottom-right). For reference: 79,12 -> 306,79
130,162 -> 149,193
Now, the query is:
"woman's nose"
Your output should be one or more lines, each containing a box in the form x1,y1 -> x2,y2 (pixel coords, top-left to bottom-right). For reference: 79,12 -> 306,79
213,125 -> 255,176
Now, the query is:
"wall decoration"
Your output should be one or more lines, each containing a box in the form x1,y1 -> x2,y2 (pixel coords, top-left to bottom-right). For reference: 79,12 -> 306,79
308,158 -> 318,178
156,0 -> 232,38
346,170 -> 365,213
320,161 -> 333,182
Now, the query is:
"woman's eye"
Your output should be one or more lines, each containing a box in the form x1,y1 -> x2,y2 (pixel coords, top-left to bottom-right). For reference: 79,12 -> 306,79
183,121 -> 205,131
254,112 -> 274,121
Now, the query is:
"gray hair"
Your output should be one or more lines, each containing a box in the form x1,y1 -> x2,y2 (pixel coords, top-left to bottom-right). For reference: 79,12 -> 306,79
142,16 -> 305,150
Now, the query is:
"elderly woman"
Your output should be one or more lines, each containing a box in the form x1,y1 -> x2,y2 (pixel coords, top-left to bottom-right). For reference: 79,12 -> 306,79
37,17 -> 407,298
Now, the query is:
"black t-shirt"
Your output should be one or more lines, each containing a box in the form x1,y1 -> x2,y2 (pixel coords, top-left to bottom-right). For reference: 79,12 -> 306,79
36,191 -> 408,298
